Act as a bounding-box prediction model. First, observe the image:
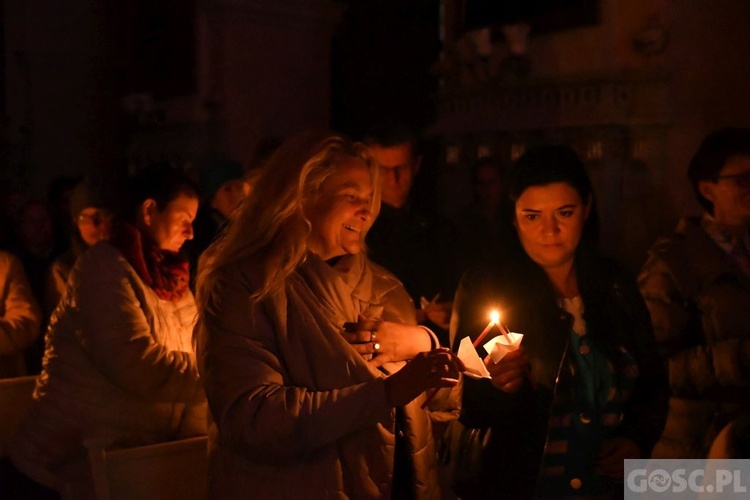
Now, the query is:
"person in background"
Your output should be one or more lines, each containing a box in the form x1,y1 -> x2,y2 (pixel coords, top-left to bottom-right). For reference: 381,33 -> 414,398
364,120 -> 460,346
0,250 -> 41,378
185,158 -> 246,287
451,145 -> 667,498
200,159 -> 245,224
6,164 -> 206,498
11,200 -> 62,373
241,164 -> 264,199
194,131 -> 463,499
639,127 -> 750,459
242,137 -> 283,197
12,200 -> 60,301
454,156 -> 515,268
46,175 -> 82,258
44,175 -> 113,317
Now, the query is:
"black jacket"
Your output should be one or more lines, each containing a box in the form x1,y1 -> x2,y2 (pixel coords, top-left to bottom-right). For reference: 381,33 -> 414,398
449,244 -> 668,498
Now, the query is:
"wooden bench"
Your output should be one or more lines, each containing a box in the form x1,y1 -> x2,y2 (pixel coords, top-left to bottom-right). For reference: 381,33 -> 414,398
83,436 -> 209,500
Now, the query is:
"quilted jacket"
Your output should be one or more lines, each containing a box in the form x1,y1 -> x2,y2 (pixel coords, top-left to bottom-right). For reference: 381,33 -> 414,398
195,252 -> 457,499
8,242 -> 206,489
639,217 -> 750,458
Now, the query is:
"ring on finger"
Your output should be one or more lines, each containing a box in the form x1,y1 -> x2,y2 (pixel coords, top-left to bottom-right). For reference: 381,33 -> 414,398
373,342 -> 380,352
370,331 -> 377,342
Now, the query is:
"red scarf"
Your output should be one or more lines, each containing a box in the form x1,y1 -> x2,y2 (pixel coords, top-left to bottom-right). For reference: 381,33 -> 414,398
110,223 -> 190,301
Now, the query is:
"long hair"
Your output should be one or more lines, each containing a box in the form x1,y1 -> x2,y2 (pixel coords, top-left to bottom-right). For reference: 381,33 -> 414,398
196,131 -> 380,313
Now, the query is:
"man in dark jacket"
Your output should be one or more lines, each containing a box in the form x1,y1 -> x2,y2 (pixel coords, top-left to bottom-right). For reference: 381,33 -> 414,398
364,120 -> 460,346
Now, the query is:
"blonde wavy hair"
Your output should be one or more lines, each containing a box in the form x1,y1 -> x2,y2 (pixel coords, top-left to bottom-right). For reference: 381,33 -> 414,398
196,130 -> 381,313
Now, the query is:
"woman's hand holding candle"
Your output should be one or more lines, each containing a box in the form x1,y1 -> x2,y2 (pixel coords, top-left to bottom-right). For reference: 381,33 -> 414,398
424,310 -> 500,409
485,346 -> 529,394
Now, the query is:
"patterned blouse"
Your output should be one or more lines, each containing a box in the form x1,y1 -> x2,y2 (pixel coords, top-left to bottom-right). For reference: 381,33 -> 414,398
537,297 -> 639,497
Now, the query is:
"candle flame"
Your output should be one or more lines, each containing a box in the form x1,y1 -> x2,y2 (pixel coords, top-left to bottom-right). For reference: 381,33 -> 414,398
490,310 -> 500,324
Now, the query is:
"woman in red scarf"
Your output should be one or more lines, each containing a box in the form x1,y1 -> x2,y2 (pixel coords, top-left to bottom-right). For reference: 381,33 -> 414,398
5,164 -> 206,498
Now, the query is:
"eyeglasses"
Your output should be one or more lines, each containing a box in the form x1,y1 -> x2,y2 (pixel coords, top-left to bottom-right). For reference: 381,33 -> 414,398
77,211 -> 112,225
717,171 -> 750,189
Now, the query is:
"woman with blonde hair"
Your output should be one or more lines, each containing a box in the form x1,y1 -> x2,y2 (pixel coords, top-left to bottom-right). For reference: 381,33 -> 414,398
195,131 -> 462,499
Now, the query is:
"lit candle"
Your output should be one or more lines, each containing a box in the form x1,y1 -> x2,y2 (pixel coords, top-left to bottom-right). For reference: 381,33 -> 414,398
422,309 -> 506,410
473,310 -> 500,347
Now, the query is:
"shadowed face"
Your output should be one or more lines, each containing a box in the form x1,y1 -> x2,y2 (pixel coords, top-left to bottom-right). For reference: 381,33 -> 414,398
306,156 -> 374,260
369,142 -> 419,209
76,207 -> 112,246
20,202 -> 53,252
514,182 -> 590,271
212,179 -> 245,219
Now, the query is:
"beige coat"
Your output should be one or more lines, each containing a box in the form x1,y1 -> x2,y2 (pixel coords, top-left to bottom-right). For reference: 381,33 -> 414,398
639,217 -> 750,458
9,242 -> 206,490
196,252 -> 453,499
0,251 -> 41,378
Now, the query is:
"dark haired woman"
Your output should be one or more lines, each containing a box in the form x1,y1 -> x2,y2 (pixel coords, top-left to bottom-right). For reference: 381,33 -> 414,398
450,146 -> 667,498
6,164 -> 206,497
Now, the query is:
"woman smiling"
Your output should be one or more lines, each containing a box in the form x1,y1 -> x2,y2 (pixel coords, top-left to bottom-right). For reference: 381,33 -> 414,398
194,131 -> 463,499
